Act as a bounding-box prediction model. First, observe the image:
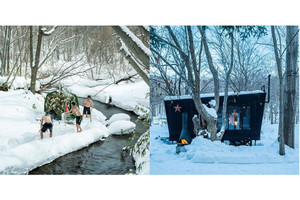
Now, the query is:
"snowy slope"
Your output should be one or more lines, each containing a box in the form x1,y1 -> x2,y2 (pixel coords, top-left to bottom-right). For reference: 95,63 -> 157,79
150,123 -> 299,175
65,79 -> 149,117
0,76 -> 40,91
0,90 -> 109,174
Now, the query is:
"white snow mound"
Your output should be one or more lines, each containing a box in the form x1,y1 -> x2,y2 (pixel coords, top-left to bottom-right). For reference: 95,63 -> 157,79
108,120 -> 136,135
106,113 -> 130,125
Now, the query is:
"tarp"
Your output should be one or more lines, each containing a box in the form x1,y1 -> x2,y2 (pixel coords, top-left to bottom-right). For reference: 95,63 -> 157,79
44,91 -> 79,120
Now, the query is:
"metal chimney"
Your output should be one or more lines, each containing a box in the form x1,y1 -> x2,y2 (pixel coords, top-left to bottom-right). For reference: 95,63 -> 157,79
178,112 -> 192,144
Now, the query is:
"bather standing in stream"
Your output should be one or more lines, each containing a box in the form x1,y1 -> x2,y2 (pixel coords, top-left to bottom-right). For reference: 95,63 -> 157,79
83,95 -> 93,122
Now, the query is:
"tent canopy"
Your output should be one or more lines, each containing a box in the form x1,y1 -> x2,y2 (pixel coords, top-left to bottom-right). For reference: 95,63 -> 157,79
44,91 -> 79,120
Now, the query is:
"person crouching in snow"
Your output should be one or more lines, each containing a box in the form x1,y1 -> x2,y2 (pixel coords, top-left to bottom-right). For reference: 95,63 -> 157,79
66,102 -> 83,132
83,95 -> 93,122
40,115 -> 53,139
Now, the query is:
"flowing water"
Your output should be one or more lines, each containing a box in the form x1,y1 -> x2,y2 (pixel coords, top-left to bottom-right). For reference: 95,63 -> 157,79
29,98 -> 146,175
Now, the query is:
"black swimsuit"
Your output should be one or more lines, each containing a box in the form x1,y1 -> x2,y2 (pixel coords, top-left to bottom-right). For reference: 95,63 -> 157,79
76,115 -> 82,125
41,122 -> 53,132
83,106 -> 91,115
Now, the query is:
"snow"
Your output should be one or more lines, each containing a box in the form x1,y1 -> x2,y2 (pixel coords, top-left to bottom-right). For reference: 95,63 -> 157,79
106,113 -> 130,126
164,95 -> 191,101
164,90 -> 265,101
203,104 -> 217,118
120,39 -> 130,57
150,123 -> 299,175
143,26 -> 150,32
119,26 -> 151,57
209,99 -> 216,107
108,120 -> 136,135
152,114 -> 167,126
132,131 -> 150,175
43,26 -> 56,35
0,90 -> 109,174
0,76 -> 40,91
65,78 -> 149,117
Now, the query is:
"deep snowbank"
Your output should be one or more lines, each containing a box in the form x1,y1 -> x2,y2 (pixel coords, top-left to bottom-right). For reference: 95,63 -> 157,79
150,123 -> 299,175
108,120 -> 136,135
63,77 -> 149,117
0,76 -> 40,91
106,113 -> 130,125
0,90 -> 109,174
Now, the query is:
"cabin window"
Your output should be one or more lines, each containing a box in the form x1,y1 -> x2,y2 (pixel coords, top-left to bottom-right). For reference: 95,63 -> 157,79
217,106 -> 251,130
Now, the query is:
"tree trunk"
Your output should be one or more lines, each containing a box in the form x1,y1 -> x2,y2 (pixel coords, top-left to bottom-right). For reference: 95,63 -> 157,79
111,26 -> 149,69
271,26 -> 285,155
120,47 -> 149,85
220,32 -> 234,139
270,103 -> 274,124
28,26 -> 56,92
30,26 -> 44,93
283,26 -> 299,148
197,26 -> 220,140
198,26 -> 220,112
193,95 -> 218,141
6,27 -> 11,74
1,26 -> 9,75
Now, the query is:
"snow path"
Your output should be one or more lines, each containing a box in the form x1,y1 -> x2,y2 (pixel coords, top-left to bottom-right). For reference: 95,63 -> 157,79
0,90 -> 109,174
150,124 -> 299,175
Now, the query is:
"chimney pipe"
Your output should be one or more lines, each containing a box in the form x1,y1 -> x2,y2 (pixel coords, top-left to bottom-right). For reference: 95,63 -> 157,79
265,74 -> 271,103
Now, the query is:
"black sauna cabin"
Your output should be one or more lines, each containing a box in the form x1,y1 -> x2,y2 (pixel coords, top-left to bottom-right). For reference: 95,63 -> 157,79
164,89 -> 268,145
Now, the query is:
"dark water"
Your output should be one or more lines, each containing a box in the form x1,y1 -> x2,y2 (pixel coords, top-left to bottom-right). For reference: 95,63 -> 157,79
29,98 -> 146,175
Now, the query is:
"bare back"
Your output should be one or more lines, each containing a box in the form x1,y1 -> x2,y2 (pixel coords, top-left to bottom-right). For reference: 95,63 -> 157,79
43,116 -> 52,123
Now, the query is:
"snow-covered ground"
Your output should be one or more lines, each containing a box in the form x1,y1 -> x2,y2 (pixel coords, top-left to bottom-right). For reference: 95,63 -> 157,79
0,90 -> 110,174
150,123 -> 299,175
62,76 -> 149,117
0,76 -> 40,91
108,120 -> 136,135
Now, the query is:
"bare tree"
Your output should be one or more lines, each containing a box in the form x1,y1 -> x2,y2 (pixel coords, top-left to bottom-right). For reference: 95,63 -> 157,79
1,26 -> 11,76
283,26 -> 299,148
151,26 -> 220,140
29,26 -> 56,93
111,26 -> 150,85
271,26 -> 285,155
218,31 -> 234,138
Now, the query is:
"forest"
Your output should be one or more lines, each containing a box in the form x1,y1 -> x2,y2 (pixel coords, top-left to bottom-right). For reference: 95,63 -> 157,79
0,26 -> 149,92
0,26 -> 150,175
150,26 -> 299,155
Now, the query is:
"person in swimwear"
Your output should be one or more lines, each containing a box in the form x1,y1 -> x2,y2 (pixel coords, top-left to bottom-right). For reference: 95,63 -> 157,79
66,102 -> 83,132
83,95 -> 93,122
40,115 -> 53,139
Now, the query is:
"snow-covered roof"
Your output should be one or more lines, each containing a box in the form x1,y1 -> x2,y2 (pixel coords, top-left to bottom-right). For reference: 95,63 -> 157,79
164,90 -> 265,101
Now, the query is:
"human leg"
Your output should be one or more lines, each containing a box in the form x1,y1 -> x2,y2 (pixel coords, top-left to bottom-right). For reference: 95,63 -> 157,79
40,130 -> 44,139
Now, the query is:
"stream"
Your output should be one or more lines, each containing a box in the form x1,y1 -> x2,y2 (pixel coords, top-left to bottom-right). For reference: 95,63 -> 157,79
29,97 -> 146,175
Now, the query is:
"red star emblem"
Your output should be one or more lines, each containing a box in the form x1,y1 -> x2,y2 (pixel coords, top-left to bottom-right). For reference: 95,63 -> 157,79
174,104 -> 182,112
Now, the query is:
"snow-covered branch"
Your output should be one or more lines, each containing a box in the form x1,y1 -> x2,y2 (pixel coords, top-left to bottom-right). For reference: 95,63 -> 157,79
42,26 -> 57,36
